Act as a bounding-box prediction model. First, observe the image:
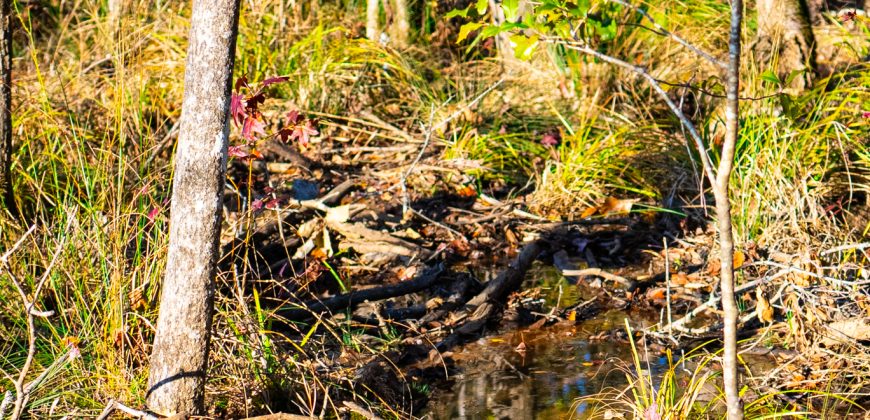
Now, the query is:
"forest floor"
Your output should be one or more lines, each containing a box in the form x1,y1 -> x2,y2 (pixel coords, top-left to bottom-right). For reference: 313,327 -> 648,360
1,0 -> 870,419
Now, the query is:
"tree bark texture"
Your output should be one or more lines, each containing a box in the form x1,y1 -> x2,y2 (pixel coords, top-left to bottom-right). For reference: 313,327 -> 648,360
753,0 -> 816,91
390,0 -> 410,46
720,0 -> 743,417
1,0 -> 16,216
366,0 -> 380,41
146,0 -> 240,416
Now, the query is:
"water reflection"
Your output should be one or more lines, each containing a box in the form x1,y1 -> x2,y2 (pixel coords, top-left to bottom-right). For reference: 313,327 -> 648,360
425,311 -> 667,420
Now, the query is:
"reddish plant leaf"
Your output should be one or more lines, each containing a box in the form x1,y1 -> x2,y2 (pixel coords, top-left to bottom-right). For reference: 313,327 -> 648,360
265,198 -> 282,209
541,131 -> 560,146
242,117 -> 266,141
250,198 -> 264,211
261,76 -> 289,88
228,145 -> 249,158
146,207 -> 161,221
230,94 -> 246,126
863,111 -> 870,118
285,110 -> 303,124
235,75 -> 249,92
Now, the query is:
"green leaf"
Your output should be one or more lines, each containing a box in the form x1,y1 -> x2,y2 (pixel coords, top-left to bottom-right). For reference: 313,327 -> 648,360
476,0 -> 489,14
760,70 -> 782,86
445,5 -> 471,18
510,34 -> 539,60
480,24 -> 506,38
457,22 -> 485,42
502,0 -> 519,21
785,69 -> 805,86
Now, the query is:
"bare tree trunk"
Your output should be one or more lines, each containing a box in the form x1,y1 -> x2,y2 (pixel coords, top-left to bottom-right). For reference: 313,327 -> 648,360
1,0 -> 16,217
488,0 -> 513,59
753,0 -> 815,92
390,0 -> 409,47
719,0 -> 743,418
366,0 -> 380,41
146,0 -> 240,416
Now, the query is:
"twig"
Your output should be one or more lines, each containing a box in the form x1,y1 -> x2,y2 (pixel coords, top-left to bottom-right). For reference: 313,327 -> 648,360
561,268 -> 633,288
0,225 -> 36,263
659,269 -> 791,335
748,260 -> 866,286
6,218 -> 72,420
342,401 -> 383,420
820,242 -> 870,256
96,399 -> 159,420
400,78 -> 505,214
606,0 -> 727,69
549,39 -> 718,189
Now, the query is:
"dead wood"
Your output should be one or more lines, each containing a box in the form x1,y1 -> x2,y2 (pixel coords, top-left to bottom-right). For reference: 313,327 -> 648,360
327,220 -> 431,258
436,241 -> 545,351
281,264 -> 446,320
261,139 -> 316,169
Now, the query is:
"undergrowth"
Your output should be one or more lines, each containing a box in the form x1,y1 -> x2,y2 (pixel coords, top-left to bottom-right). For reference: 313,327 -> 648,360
0,0 -> 867,417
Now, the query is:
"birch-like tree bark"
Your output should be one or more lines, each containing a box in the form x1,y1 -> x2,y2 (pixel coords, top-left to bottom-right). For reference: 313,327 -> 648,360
1,0 -> 16,216
146,0 -> 240,415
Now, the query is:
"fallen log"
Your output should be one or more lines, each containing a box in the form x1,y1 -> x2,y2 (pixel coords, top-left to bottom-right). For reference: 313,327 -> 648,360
280,264 -> 446,321
436,241 -> 545,351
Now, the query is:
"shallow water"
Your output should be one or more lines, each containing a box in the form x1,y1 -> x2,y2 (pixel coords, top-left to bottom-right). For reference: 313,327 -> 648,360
425,264 -> 673,419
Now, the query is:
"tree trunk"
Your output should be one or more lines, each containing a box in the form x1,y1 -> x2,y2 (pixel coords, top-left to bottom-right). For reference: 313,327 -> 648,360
720,0 -> 743,418
390,0 -> 409,47
753,0 -> 816,92
1,0 -> 16,217
366,0 -> 380,41
146,0 -> 240,416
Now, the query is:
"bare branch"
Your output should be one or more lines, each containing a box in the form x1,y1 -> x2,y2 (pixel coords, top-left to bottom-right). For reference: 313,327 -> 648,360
9,219 -> 72,420
96,399 -> 159,420
607,0 -> 728,69
547,39 -> 718,187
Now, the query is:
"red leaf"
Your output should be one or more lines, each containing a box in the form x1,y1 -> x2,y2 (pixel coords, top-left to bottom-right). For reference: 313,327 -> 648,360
228,145 -> 249,158
146,207 -> 161,221
541,131 -> 560,146
290,123 -> 319,146
265,198 -> 282,209
235,75 -> 249,92
261,76 -> 289,88
250,198 -> 264,211
286,110 -> 303,124
231,94 -> 246,126
863,111 -> 870,119
242,117 -> 266,141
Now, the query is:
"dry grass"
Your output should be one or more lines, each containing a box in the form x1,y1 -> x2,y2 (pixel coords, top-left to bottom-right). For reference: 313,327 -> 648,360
0,0 -> 868,417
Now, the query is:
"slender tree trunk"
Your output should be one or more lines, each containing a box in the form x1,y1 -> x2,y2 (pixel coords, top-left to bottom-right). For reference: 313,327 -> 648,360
146,0 -> 240,415
366,0 -> 380,41
390,0 -> 410,47
719,0 -> 743,418
753,0 -> 815,91
1,0 -> 16,217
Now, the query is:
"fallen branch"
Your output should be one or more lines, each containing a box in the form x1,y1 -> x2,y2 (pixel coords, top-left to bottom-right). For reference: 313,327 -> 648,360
436,241 -> 545,351
96,399 -> 158,420
281,264 -> 446,320
561,268 -> 633,289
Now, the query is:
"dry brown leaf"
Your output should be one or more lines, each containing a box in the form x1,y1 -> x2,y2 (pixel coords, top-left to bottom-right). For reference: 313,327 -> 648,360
599,196 -> 635,215
755,288 -> 774,324
580,206 -> 598,218
670,272 -> 689,286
